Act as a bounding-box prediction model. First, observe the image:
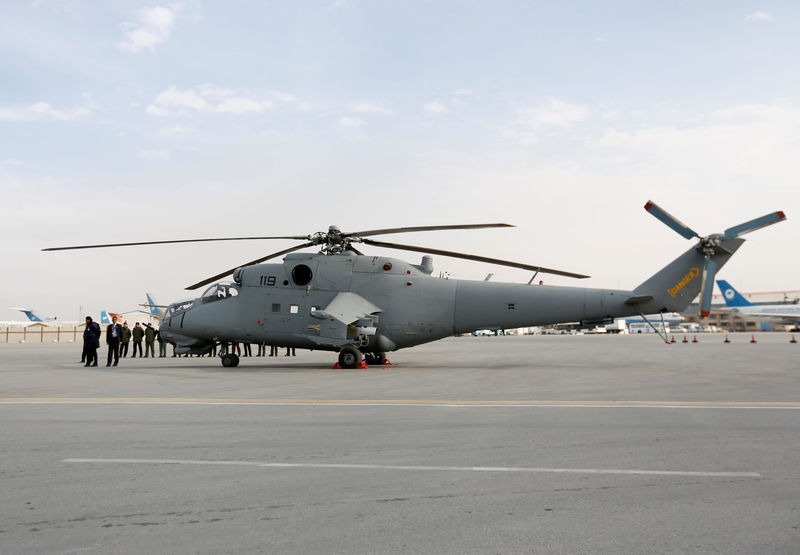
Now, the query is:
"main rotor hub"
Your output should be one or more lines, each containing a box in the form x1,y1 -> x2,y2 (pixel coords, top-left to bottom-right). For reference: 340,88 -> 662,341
312,225 -> 352,254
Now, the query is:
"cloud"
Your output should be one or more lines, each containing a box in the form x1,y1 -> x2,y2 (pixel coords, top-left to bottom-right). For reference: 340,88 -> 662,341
593,102 -> 800,182
272,91 -> 297,103
502,97 -> 589,145
338,116 -> 368,141
326,0 -> 348,12
423,101 -> 448,115
216,97 -> 273,114
0,101 -> 91,121
351,102 -> 392,115
119,5 -> 177,52
339,116 -> 365,129
137,149 -> 170,160
745,11 -> 773,22
519,98 -> 589,127
146,86 -> 209,115
145,85 -> 275,116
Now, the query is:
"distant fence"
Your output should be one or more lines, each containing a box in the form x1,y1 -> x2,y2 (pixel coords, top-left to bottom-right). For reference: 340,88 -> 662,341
0,325 -> 82,344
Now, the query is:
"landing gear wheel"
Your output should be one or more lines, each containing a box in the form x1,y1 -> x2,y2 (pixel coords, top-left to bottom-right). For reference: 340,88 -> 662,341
221,353 -> 240,367
338,345 -> 362,369
365,352 -> 386,365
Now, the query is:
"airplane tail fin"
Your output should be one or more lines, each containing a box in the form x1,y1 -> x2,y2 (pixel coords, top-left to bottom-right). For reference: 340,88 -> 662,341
716,280 -> 753,307
100,311 -> 110,324
10,308 -> 43,322
145,293 -> 162,318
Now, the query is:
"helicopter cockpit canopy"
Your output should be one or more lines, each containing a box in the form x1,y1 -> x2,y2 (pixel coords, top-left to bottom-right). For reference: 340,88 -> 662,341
200,282 -> 239,304
164,299 -> 196,319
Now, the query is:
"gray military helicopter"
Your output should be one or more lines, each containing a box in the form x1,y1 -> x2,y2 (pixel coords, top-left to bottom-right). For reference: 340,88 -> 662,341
44,201 -> 786,368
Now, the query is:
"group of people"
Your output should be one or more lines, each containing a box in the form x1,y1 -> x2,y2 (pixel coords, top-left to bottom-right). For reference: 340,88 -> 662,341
80,316 -> 166,367
81,316 -> 297,366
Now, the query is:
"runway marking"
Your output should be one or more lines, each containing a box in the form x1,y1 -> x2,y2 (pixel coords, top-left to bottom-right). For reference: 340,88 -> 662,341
62,458 -> 762,478
3,398 -> 800,409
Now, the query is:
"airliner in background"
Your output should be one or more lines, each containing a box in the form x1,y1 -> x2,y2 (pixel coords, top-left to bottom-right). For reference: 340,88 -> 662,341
143,292 -> 165,321
716,280 -> 800,326
8,308 -> 61,323
8,292 -> 162,326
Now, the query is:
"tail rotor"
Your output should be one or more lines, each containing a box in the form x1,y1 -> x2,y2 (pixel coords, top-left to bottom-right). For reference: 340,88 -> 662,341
645,201 -> 786,317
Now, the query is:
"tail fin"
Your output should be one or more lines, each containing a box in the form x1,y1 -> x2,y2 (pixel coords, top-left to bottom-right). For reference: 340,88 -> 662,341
100,311 -> 110,324
632,238 -> 745,313
145,293 -> 162,318
15,309 -> 43,322
716,280 -> 753,307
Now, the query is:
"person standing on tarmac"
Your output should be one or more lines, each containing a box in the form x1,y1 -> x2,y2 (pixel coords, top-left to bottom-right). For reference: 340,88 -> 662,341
120,322 -> 131,357
131,322 -> 144,357
106,315 -> 123,367
156,327 -> 166,357
144,323 -> 156,357
83,316 -> 101,367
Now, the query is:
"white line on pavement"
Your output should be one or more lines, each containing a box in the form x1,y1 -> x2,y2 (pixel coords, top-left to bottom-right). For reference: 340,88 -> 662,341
62,458 -> 763,478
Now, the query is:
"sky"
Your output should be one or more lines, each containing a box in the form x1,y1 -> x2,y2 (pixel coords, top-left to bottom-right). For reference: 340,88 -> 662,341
1,0 -> 799,322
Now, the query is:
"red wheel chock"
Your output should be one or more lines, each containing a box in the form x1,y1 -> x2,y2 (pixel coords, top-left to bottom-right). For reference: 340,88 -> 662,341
331,361 -> 370,369
381,359 -> 394,365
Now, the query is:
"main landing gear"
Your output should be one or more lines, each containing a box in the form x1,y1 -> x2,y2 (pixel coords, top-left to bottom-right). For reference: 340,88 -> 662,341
336,346 -> 390,369
221,353 -> 240,367
337,345 -> 362,369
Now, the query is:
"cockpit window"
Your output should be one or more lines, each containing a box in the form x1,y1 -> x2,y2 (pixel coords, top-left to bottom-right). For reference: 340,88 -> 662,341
165,300 -> 195,318
200,283 -> 239,304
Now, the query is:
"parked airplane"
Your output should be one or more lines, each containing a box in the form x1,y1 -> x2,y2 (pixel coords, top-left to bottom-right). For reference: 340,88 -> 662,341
716,280 -> 800,326
8,308 -> 59,323
144,292 -> 165,321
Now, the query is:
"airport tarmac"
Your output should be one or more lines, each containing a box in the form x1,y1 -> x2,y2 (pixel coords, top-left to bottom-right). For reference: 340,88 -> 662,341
1,334 -> 798,554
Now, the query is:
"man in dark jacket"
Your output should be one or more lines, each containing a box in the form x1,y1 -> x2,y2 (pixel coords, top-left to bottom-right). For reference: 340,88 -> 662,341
106,316 -> 123,367
83,316 -> 101,367
131,323 -> 144,357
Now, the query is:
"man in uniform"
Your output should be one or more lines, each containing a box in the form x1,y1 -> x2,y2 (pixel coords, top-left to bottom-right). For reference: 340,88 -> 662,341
120,322 -> 131,357
106,315 -> 123,367
144,323 -> 156,358
131,322 -> 144,357
83,316 -> 101,367
156,326 -> 166,357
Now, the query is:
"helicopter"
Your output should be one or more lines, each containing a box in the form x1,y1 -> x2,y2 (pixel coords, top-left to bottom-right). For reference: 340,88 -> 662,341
43,201 -> 786,368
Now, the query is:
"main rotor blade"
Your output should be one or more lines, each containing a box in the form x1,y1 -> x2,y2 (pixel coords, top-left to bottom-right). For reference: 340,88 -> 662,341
699,257 -> 718,318
644,201 -> 700,240
346,223 -> 514,238
723,211 -> 787,240
361,239 -> 589,279
185,242 -> 315,291
42,235 -> 310,252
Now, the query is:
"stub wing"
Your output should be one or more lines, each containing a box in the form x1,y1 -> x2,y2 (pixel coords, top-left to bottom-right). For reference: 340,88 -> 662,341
311,292 -> 381,325
306,292 -> 382,345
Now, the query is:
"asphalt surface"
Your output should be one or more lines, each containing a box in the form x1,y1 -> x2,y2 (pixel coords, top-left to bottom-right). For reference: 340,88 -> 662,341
1,333 -> 799,554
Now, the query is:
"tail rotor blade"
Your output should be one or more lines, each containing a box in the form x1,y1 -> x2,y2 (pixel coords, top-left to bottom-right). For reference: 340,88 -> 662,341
723,211 -> 787,240
699,257 -> 718,318
644,201 -> 700,240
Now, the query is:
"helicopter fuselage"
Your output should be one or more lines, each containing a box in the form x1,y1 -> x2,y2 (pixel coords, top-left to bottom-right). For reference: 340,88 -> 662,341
158,251 -> 661,356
